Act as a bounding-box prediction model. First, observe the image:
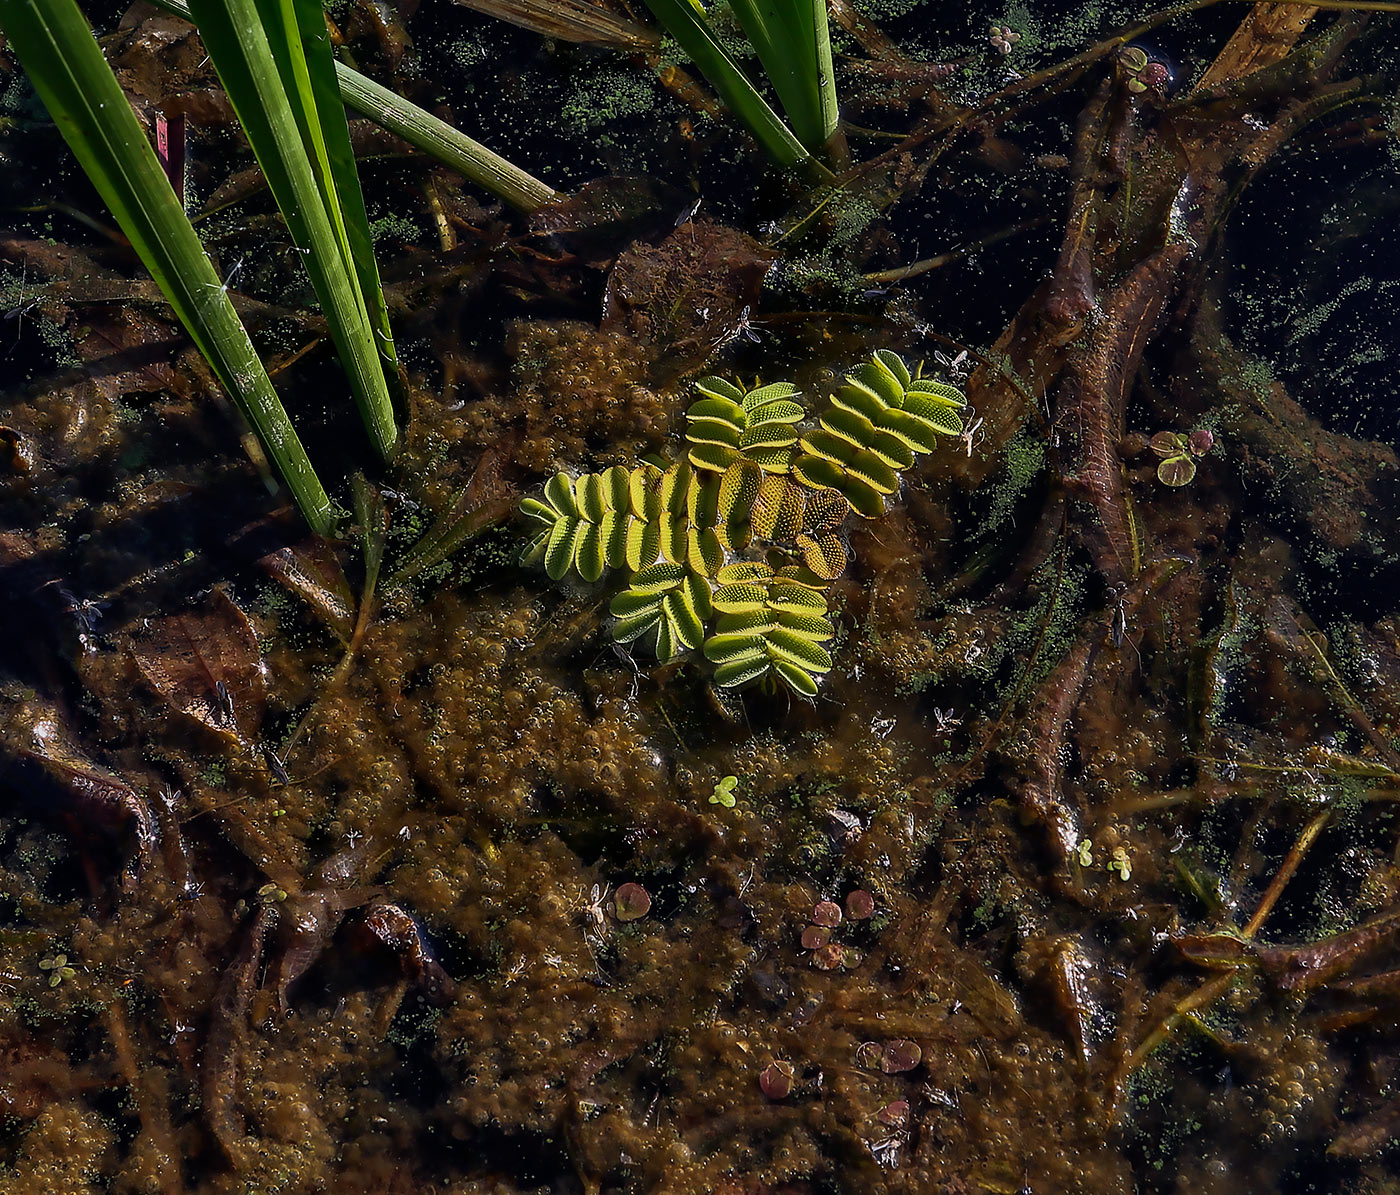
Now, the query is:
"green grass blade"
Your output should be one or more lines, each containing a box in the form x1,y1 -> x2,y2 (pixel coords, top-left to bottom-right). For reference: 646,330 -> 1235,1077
638,0 -> 828,177
147,0 -> 560,212
186,0 -> 399,461
331,64 -> 561,213
729,0 -> 838,153
0,0 -> 334,533
805,0 -> 839,149
266,0 -> 401,385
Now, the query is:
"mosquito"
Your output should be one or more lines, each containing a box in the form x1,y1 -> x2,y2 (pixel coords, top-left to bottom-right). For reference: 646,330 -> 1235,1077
580,883 -> 611,932
724,305 -> 763,347
932,347 -> 970,380
932,707 -> 962,732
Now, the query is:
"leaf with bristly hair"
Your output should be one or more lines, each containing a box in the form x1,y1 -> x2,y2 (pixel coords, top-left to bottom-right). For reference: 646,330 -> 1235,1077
703,562 -> 834,695
794,350 -> 966,516
687,378 -> 806,476
520,466 -> 647,581
610,564 -> 712,662
519,349 -> 964,695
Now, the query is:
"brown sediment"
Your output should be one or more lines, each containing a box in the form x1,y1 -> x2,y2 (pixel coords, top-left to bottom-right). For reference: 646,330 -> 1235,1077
1,4 -> 1399,1192
1003,629 -> 1095,865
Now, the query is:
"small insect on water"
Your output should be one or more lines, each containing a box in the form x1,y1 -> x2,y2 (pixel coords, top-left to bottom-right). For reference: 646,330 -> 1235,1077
1109,586 -> 1143,667
581,883 -> 611,932
957,412 -> 986,458
199,257 -> 247,304
673,196 -> 702,229
931,346 -> 971,383
212,679 -> 236,727
733,305 -> 763,343
262,745 -> 291,786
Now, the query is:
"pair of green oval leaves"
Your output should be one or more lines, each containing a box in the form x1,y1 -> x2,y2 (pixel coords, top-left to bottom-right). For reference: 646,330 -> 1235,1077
520,349 -> 965,695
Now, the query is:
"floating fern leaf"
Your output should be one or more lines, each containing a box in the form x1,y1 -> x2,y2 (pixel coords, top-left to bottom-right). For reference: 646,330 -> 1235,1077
686,378 -> 805,474
520,347 -> 963,696
902,377 -> 967,436
750,474 -> 806,542
611,562 -> 713,662
791,435 -> 898,518
716,459 -> 763,553
520,470 -> 580,579
704,562 -> 834,696
521,466 -> 647,582
833,351 -> 966,452
795,488 -> 849,580
796,350 -> 967,515
652,458 -> 726,576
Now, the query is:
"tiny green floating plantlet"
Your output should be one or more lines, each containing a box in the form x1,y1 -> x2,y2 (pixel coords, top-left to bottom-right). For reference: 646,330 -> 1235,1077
521,350 -> 966,695
1150,428 -> 1215,487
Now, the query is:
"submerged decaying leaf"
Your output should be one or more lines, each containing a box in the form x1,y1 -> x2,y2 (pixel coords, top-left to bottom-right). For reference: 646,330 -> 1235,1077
1,698 -> 156,884
109,10 -> 235,125
258,537 -> 356,643
69,306 -> 183,402
131,588 -> 265,741
390,450 -> 515,586
530,176 -> 696,266
602,224 -> 776,373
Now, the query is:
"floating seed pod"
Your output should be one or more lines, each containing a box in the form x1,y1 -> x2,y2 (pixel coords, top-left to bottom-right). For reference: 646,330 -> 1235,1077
845,889 -> 876,920
881,1039 -> 922,1073
759,1060 -> 795,1100
613,882 -> 652,921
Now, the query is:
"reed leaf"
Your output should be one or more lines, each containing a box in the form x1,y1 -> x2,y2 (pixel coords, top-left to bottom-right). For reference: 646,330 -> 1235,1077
637,0 -> 829,178
186,0 -> 398,461
728,0 -> 838,154
0,0 -> 334,533
275,0 -> 400,388
150,0 -> 560,212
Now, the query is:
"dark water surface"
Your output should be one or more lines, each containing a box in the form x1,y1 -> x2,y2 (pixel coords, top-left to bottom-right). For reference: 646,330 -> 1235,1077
2,2 -> 1400,1192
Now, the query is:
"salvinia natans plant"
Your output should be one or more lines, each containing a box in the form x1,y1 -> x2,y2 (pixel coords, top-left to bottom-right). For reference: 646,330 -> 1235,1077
520,350 -> 967,696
